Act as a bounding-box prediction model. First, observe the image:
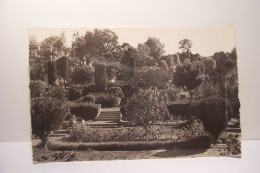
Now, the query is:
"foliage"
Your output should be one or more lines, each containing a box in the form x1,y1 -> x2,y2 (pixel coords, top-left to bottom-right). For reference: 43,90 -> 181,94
121,88 -> 169,129
72,29 -> 122,61
107,86 -> 124,98
31,97 -> 67,147
219,134 -> 241,155
47,61 -> 57,86
94,59 -> 107,92
132,66 -> 171,89
167,103 -> 189,119
122,84 -> 135,97
145,37 -> 165,62
70,102 -> 99,120
71,65 -> 94,84
56,56 -> 69,81
190,96 -> 232,143
66,87 -> 81,101
136,43 -> 152,67
81,83 -> 96,95
75,95 -> 95,104
43,86 -> 67,101
39,32 -> 67,59
202,57 -> 216,75
179,39 -> 192,55
172,61 -> 204,103
68,122 -> 206,143
95,94 -> 119,108
29,80 -> 48,98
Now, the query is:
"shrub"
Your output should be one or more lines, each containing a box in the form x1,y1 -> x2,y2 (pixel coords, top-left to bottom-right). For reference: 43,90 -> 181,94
81,83 -> 96,95
95,94 -> 119,108
167,103 -> 189,119
121,88 -> 169,129
75,95 -> 95,104
31,97 -> 68,148
29,80 -> 48,98
122,84 -> 135,97
71,65 -> 94,84
132,66 -> 171,89
70,103 -> 99,120
107,86 -> 124,98
66,87 -> 81,101
190,96 -> 233,143
43,86 -> 67,101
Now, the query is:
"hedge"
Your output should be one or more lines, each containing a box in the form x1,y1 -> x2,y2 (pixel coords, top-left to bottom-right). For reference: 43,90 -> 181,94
95,94 -> 119,108
70,103 -> 99,120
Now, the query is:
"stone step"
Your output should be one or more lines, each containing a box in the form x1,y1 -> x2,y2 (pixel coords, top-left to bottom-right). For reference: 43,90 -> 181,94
95,117 -> 119,121
49,134 -> 68,137
97,116 -> 120,119
53,129 -> 68,134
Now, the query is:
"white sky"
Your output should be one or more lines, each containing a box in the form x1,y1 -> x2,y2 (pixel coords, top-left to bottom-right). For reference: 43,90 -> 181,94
29,27 -> 236,57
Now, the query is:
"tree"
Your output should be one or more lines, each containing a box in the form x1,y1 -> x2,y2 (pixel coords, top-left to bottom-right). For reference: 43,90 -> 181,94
39,32 -> 67,60
31,97 -> 67,148
56,56 -> 69,82
94,58 -> 107,92
202,57 -> 216,75
172,62 -> 204,104
136,43 -> 152,67
191,97 -> 232,143
179,39 -> 192,55
145,37 -> 165,62
47,61 -> 57,86
132,66 -> 171,89
129,56 -> 136,77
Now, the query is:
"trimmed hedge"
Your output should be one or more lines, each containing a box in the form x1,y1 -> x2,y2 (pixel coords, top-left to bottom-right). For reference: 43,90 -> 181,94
167,102 -> 189,119
82,83 -> 96,96
75,95 -> 95,104
70,103 -> 99,120
95,94 -> 119,108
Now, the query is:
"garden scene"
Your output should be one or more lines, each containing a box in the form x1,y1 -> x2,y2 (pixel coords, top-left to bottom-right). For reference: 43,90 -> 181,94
29,28 -> 241,163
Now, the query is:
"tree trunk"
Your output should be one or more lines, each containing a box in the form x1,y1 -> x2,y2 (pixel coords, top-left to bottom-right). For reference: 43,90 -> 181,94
189,90 -> 193,105
39,134 -> 49,149
224,78 -> 228,117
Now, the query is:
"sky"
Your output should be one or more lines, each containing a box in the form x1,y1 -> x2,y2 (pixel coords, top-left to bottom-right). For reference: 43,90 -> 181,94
29,27 -> 236,57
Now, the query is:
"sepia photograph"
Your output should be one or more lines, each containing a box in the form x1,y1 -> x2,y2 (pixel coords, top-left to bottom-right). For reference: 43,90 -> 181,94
28,27 -> 241,163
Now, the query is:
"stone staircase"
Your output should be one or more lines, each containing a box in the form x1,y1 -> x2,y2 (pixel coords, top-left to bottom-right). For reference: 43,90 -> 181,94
89,107 -> 121,128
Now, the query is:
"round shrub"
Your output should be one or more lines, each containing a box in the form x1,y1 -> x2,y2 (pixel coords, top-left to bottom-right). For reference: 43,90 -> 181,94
190,96 -> 233,144
43,86 -> 67,101
70,103 -> 99,120
95,94 -> 119,108
75,95 -> 95,104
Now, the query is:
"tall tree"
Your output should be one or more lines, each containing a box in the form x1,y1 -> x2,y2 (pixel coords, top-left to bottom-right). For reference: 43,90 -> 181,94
39,32 -> 67,60
94,58 -> 107,92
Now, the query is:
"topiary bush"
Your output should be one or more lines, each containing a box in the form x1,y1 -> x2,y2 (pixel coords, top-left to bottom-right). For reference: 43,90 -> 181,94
70,103 -> 99,120
190,96 -> 233,144
95,94 -> 119,108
